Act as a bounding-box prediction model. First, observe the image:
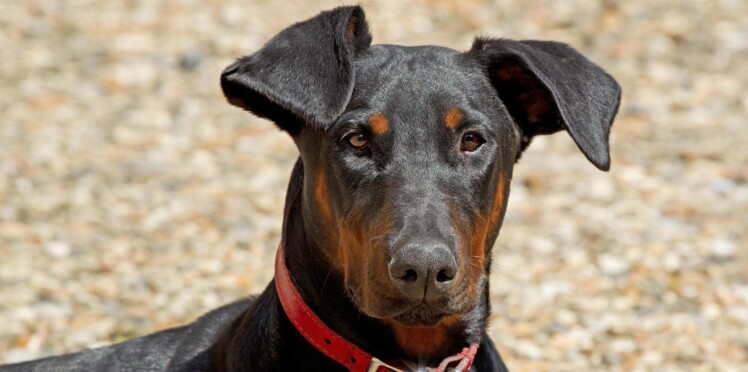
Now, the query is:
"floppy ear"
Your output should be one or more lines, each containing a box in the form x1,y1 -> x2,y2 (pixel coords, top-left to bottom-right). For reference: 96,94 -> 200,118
220,6 -> 372,135
467,38 -> 621,171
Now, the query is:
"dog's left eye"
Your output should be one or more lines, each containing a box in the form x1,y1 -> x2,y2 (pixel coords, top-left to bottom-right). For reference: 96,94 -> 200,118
347,132 -> 370,150
460,132 -> 485,152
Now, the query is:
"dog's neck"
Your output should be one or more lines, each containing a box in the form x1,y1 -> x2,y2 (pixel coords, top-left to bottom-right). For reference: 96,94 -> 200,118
279,159 -> 489,364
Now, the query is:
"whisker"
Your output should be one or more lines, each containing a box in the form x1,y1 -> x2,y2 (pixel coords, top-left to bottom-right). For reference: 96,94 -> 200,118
320,268 -> 333,296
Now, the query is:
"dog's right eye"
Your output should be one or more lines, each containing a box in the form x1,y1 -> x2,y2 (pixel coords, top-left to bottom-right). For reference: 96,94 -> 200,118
347,132 -> 370,150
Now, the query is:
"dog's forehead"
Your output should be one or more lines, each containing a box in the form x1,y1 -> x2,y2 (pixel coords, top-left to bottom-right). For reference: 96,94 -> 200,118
350,45 -> 493,117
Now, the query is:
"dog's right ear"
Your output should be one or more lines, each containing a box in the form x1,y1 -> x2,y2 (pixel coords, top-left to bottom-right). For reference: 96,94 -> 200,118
220,6 -> 371,135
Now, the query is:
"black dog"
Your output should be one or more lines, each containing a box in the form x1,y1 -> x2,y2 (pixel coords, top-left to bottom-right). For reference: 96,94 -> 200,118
2,6 -> 620,372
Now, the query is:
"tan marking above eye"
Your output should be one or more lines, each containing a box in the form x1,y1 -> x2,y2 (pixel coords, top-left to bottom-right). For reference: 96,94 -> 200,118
368,113 -> 389,135
445,108 -> 464,129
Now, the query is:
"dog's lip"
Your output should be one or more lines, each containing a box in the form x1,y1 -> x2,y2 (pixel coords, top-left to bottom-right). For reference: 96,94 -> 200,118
351,284 -> 473,323
388,303 -> 449,327
355,293 -> 452,325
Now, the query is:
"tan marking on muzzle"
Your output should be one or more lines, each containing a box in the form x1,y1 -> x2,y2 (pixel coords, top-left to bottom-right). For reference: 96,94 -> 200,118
462,174 -> 506,292
315,171 -> 333,221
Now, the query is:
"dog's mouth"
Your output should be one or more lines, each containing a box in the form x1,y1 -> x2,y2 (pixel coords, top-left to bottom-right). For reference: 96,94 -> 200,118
389,303 -> 449,327
347,275 -> 485,328
352,289 -> 466,327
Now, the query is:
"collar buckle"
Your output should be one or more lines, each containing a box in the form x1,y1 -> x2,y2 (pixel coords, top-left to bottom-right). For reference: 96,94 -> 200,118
367,357 -> 406,372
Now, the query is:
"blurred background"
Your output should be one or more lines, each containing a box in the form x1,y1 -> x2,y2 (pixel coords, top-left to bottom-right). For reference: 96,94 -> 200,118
1,0 -> 746,370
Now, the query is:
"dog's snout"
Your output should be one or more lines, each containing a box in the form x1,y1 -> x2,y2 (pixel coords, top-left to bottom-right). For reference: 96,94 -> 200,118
388,240 -> 457,301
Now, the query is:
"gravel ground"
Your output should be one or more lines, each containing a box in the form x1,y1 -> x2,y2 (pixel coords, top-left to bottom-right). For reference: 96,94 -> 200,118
1,0 -> 747,370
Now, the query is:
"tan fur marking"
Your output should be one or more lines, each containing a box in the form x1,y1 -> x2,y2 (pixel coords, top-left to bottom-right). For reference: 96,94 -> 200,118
340,205 -> 392,307
315,171 -> 333,222
369,113 -> 389,135
338,224 -> 364,285
445,108 -> 464,129
388,315 -> 460,358
488,175 -> 506,228
468,175 -> 506,287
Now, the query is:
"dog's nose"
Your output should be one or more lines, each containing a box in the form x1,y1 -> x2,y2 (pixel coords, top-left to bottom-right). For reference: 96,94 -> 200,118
388,240 -> 457,301
221,60 -> 241,77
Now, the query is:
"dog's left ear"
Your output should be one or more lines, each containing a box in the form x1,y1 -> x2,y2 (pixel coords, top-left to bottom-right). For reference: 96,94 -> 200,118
220,6 -> 372,135
467,38 -> 621,171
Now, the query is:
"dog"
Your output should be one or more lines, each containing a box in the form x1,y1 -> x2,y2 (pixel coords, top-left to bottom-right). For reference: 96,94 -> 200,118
1,5 -> 620,371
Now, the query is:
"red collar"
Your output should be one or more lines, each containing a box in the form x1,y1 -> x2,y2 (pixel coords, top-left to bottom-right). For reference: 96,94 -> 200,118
274,244 -> 480,372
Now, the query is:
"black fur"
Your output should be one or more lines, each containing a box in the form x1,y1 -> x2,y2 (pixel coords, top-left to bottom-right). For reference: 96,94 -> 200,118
2,5 -> 620,372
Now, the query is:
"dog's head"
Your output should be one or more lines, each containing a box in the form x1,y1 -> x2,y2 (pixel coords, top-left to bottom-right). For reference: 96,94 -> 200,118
222,4 -> 619,336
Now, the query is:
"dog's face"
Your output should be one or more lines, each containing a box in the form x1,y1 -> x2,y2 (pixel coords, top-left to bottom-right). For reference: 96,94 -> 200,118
293,45 -> 518,326
221,6 -> 620,329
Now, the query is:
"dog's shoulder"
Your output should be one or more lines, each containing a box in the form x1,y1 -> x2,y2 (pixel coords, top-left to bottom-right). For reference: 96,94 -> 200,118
1,298 -> 256,372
